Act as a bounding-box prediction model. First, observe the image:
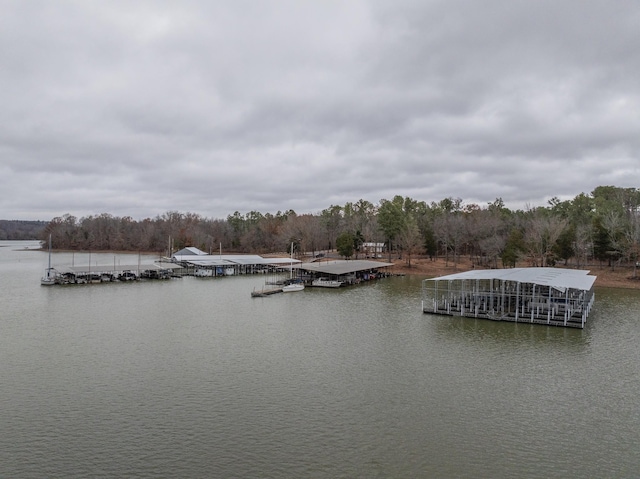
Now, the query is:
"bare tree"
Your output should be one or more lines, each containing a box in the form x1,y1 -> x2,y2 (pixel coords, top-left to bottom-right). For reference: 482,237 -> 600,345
466,208 -> 507,268
278,214 -> 324,256
573,223 -> 592,269
396,216 -> 422,267
523,210 -> 568,267
433,213 -> 466,269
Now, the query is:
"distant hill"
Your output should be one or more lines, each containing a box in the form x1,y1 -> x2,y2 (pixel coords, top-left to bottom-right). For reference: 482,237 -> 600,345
0,220 -> 47,240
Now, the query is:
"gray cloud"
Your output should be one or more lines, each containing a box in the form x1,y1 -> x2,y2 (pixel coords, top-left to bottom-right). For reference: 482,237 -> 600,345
1,0 -> 638,221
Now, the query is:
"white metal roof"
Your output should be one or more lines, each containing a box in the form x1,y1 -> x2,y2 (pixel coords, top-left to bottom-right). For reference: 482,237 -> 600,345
173,247 -> 207,256
178,258 -> 236,267
57,262 -> 180,274
297,259 -> 393,276
155,261 -> 183,270
173,254 -> 299,267
428,267 -> 596,292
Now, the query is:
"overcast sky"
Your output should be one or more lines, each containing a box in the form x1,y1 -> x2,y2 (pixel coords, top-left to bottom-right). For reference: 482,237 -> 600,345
2,0 -> 638,221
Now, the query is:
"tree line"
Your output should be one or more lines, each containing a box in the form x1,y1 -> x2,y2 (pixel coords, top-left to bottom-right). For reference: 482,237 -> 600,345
0,220 -> 47,240
40,185 -> 640,272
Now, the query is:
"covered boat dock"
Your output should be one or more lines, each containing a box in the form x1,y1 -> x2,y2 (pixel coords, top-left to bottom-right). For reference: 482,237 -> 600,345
422,267 -> 597,328
172,248 -> 300,277
47,261 -> 183,284
295,259 -> 394,286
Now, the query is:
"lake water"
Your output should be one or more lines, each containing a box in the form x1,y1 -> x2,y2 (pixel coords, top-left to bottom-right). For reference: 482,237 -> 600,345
1,240 -> 639,478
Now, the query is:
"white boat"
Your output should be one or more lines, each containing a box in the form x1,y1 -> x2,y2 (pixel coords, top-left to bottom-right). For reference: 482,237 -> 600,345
119,270 -> 137,281
41,270 -> 56,286
283,282 -> 305,293
312,277 -> 343,288
194,268 -> 213,277
283,242 -> 304,292
41,234 -> 56,286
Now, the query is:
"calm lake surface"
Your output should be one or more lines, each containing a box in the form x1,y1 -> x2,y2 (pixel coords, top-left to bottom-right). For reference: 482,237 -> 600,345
1,240 -> 639,478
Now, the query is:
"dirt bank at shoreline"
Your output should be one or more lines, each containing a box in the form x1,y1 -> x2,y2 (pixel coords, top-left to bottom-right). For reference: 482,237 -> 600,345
387,256 -> 640,290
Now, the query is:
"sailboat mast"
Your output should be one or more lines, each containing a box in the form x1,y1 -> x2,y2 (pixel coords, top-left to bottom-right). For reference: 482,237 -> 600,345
47,234 -> 52,271
290,241 -> 294,279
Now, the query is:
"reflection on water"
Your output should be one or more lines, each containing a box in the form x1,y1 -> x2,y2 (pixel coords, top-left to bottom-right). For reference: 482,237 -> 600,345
432,314 -> 589,349
1,241 -> 639,478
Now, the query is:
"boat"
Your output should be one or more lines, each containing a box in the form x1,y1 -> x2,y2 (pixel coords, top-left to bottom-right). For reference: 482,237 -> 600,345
194,268 -> 213,277
41,271 -> 56,285
40,234 -> 56,286
119,270 -> 137,281
282,242 -> 304,292
283,281 -> 304,293
311,277 -> 343,288
101,273 -> 115,282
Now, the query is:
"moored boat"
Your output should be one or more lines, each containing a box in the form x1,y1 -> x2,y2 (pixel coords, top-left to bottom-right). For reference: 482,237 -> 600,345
282,242 -> 304,292
119,270 -> 137,281
41,270 -> 56,286
311,277 -> 343,288
283,282 -> 304,292
41,234 -> 56,285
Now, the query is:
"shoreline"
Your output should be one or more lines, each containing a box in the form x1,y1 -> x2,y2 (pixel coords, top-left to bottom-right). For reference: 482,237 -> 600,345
387,256 -> 640,290
27,244 -> 640,290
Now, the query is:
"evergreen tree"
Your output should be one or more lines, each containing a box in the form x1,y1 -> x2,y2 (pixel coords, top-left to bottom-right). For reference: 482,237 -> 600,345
336,232 -> 355,258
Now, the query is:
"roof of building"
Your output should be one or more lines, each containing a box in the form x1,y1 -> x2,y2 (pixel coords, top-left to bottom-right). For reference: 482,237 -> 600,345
55,262 -> 182,274
172,253 -> 300,267
155,261 -> 183,270
296,259 -> 393,276
173,247 -> 206,256
425,267 -> 596,292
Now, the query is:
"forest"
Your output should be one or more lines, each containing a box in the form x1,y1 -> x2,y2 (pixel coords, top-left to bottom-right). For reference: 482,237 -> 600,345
40,185 -> 640,271
0,220 -> 47,240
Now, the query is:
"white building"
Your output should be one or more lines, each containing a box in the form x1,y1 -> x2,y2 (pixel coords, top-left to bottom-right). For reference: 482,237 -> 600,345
361,242 -> 385,258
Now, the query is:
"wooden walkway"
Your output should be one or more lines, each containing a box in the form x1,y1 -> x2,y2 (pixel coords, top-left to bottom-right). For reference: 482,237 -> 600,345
251,287 -> 283,297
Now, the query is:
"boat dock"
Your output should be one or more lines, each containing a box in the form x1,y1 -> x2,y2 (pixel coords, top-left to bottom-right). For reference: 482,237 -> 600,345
251,287 -> 283,297
41,246 -> 396,292
422,267 -> 597,329
295,259 -> 394,286
42,262 -> 183,285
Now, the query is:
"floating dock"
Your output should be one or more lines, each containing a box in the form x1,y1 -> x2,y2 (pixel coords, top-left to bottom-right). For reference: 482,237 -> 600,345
42,262 -> 183,285
250,287 -> 283,297
422,267 -> 597,328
